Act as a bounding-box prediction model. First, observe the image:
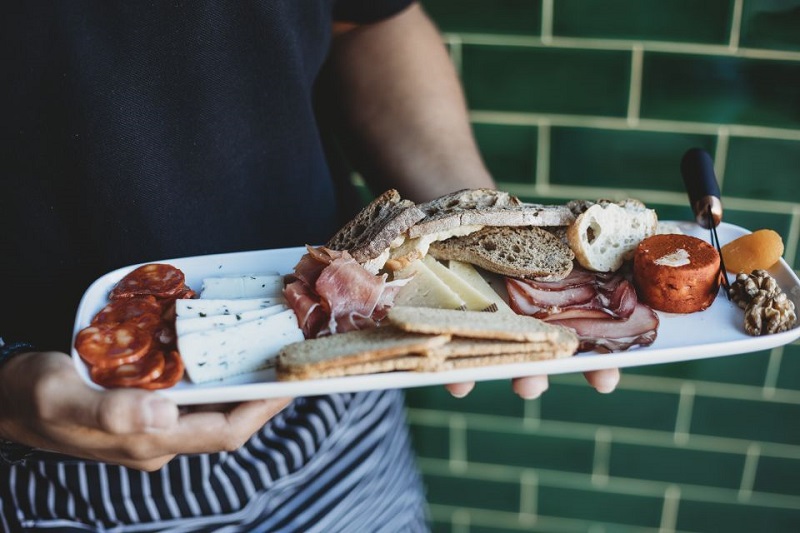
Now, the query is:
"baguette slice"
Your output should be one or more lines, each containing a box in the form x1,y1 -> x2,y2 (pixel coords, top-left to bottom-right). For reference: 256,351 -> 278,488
326,189 -> 425,267
409,188 -> 574,239
276,326 -> 450,373
428,226 -> 575,281
567,200 -> 658,272
388,306 -> 573,343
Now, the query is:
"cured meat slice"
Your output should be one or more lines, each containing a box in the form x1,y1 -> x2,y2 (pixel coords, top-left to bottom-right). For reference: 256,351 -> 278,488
110,264 -> 186,300
506,278 -> 596,317
139,350 -> 185,389
91,297 -> 164,333
284,279 -> 327,338
316,254 -> 388,334
91,350 -> 166,388
75,323 -> 153,369
547,302 -> 659,353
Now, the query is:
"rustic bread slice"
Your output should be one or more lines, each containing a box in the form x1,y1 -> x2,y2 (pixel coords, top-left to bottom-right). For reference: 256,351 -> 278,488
428,226 -> 575,281
387,306 -> 572,343
326,189 -> 425,266
276,326 -> 450,373
567,200 -> 658,272
408,188 -> 574,239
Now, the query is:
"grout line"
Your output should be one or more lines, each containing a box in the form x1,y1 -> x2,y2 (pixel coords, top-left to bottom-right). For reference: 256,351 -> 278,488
540,0 -> 553,45
469,110 -> 800,142
729,0 -> 744,52
452,508 -> 471,533
592,428 -> 612,487
627,44 -> 644,127
519,470 -> 538,522
738,443 -> 761,502
784,206 -> 800,268
763,345 -> 784,399
449,414 -> 468,473
523,397 -> 541,430
659,485 -> 681,533
535,120 -> 551,193
715,126 -> 730,188
674,382 -> 695,446
447,34 -> 463,76
449,32 -> 800,62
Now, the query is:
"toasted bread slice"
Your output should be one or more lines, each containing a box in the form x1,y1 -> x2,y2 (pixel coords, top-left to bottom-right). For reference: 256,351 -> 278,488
276,326 -> 450,373
409,189 -> 575,239
326,189 -> 425,268
387,306 -> 573,343
567,200 -> 658,272
428,226 -> 575,281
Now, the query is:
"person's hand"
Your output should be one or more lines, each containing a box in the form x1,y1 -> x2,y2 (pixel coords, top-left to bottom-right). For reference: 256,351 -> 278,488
0,351 -> 290,471
445,368 -> 620,399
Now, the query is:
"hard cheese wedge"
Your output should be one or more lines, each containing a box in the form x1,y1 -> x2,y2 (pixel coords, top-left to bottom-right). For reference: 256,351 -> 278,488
393,259 -> 466,309
446,260 -> 513,313
178,308 -> 304,383
422,256 -> 496,311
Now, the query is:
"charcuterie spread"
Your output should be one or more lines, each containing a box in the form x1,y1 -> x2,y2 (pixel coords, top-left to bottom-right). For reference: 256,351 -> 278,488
73,188 -> 798,392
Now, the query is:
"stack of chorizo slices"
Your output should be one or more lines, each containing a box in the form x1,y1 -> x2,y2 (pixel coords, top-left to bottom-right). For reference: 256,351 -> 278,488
75,264 -> 194,389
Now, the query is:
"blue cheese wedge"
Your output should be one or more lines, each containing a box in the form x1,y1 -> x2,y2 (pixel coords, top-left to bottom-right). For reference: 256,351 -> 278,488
178,308 -> 304,383
175,298 -> 284,319
200,274 -> 284,299
175,304 -> 288,336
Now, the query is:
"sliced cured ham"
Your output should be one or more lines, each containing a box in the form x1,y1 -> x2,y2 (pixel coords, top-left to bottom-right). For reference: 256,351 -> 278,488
546,302 -> 659,353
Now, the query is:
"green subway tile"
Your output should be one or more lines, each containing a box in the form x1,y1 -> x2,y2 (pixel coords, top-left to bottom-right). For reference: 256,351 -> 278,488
468,429 -> 595,473
622,350 -> 771,387
721,208 -> 792,245
723,137 -> 800,204
474,123 -> 538,184
553,0 -> 732,44
641,53 -> 800,129
549,127 -> 714,192
753,455 -> 800,496
462,45 -> 630,116
540,382 -> 679,431
408,424 -> 450,460
740,0 -> 800,51
421,472 -> 521,512
691,396 -> 800,444
609,442 -> 745,489
776,342 -> 800,391
430,520 -> 449,533
676,499 -> 800,532
421,0 -> 542,35
648,202 -> 695,223
539,485 -> 662,528
405,380 -> 527,418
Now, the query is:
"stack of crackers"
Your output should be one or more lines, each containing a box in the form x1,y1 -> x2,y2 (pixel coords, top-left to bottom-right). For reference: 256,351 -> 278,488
275,306 -> 578,381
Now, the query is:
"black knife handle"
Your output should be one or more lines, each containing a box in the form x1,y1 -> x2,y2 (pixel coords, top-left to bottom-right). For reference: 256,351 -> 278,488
681,148 -> 723,229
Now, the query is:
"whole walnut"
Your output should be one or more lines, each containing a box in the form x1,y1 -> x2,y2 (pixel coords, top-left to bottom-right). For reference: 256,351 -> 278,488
744,292 -> 797,336
729,270 -> 781,310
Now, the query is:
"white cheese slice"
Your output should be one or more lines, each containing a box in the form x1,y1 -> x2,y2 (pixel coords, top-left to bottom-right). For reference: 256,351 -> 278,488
421,256 -> 495,311
200,274 -> 284,299
393,259 -> 466,310
447,260 -> 513,313
175,304 -> 288,336
175,298 -> 285,319
177,308 -> 304,383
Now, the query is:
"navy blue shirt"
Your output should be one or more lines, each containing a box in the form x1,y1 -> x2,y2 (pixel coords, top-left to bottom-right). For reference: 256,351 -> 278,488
2,1 -> 411,350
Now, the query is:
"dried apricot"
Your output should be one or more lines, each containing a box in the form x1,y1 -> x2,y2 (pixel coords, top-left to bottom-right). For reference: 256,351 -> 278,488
721,229 -> 784,273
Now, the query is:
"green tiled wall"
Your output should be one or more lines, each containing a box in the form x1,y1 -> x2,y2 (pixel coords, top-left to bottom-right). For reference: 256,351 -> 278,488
406,1 -> 800,531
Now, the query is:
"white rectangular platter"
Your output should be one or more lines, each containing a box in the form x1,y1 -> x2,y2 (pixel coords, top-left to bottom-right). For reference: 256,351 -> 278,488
72,222 -> 800,405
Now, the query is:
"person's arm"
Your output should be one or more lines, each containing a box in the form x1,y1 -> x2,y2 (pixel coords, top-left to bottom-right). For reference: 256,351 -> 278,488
327,3 -> 619,397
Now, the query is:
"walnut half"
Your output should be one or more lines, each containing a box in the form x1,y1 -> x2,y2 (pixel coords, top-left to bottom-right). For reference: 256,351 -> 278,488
744,292 -> 797,336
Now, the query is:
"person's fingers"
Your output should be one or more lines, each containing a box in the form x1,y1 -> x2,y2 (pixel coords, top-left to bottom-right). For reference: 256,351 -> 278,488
511,375 -> 549,400
584,368 -> 620,393
445,382 -> 475,398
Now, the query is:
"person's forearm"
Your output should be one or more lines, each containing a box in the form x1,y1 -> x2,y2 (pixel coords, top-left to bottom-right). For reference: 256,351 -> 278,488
327,3 -> 494,203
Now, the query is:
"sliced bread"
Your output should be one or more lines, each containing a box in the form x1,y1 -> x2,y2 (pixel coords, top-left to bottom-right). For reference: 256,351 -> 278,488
567,200 -> 658,272
428,226 -> 575,281
326,189 -> 425,265
408,188 -> 574,239
387,306 -> 573,343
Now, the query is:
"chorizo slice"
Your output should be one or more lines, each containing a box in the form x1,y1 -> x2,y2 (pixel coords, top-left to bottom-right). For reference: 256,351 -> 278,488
139,350 -> 185,390
109,264 -> 186,300
75,323 -> 152,369
91,297 -> 163,332
91,350 -> 166,388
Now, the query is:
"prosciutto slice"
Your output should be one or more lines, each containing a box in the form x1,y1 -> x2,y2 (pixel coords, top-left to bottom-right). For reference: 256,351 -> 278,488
547,302 -> 659,353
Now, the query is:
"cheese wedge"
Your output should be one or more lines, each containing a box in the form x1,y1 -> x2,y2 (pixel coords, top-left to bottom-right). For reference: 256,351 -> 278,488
178,308 -> 304,383
200,274 -> 283,299
175,298 -> 284,319
447,260 -> 513,313
175,304 -> 288,336
393,259 -> 465,309
421,256 -> 495,311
